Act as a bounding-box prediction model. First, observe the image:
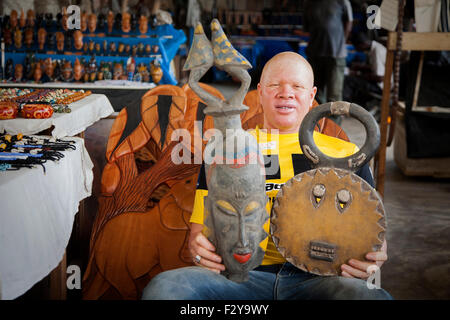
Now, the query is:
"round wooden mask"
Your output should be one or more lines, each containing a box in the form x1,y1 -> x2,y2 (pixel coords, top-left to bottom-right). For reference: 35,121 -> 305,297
270,102 -> 386,276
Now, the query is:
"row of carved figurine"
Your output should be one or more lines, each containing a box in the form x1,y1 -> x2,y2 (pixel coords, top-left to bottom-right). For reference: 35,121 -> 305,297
4,28 -> 160,56
2,57 -> 163,84
1,9 -> 171,35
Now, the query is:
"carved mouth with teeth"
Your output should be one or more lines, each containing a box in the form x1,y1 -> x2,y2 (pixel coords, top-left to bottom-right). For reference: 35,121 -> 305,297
309,241 -> 337,262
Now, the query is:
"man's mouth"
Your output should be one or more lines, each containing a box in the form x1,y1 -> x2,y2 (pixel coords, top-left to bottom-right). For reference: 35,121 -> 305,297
275,105 -> 296,113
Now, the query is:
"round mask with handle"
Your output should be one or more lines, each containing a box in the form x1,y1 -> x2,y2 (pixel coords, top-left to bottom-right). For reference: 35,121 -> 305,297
270,101 -> 387,276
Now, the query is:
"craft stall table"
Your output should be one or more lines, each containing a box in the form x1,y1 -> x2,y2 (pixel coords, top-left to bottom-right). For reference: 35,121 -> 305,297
0,93 -> 114,300
0,136 -> 93,300
0,83 -> 151,113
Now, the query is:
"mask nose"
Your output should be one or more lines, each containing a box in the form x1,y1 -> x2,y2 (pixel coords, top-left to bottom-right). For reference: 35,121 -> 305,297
237,216 -> 249,248
233,217 -> 252,264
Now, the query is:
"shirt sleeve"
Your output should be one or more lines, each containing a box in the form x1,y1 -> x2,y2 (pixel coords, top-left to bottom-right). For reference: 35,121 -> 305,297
343,0 -> 354,22
189,163 -> 208,225
355,163 -> 375,188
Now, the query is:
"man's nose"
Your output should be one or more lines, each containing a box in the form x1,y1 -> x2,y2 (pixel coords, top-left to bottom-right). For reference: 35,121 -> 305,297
276,84 -> 294,99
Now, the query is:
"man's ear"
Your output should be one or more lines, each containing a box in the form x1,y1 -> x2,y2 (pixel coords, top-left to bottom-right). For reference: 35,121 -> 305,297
310,86 -> 317,105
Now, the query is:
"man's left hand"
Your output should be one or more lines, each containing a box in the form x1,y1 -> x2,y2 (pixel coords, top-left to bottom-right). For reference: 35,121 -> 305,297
340,239 -> 388,279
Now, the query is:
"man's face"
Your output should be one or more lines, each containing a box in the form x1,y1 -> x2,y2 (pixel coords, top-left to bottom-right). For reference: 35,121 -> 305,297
258,58 -> 316,134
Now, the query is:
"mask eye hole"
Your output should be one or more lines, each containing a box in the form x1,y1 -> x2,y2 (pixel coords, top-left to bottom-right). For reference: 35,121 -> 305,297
336,189 -> 352,213
311,184 -> 326,208
244,201 -> 260,216
215,200 -> 237,216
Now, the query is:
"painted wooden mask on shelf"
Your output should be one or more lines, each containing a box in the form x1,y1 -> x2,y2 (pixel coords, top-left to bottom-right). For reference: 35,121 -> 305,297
81,12 -> 88,32
74,58 -> 83,81
118,42 -> 124,53
14,64 -> 23,81
14,29 -> 22,48
107,11 -> 114,33
10,10 -> 18,28
61,8 -> 69,31
19,9 -> 26,28
61,61 -> 73,81
37,28 -> 47,50
44,58 -> 54,79
150,60 -> 162,84
73,30 -> 83,50
122,12 -> 131,33
113,63 -> 123,80
33,63 -> 42,82
24,28 -> 34,48
88,13 -> 97,33
26,9 -> 35,27
88,40 -> 95,52
56,32 -> 64,51
4,27 -> 12,46
5,59 -> 14,79
139,15 -> 148,34
145,44 -> 151,55
109,42 -> 116,53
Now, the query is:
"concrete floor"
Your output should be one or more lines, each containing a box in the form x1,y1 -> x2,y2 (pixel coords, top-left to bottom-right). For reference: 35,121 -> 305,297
81,82 -> 450,300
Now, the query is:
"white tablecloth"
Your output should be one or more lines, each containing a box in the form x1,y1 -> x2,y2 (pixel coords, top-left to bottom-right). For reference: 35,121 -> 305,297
0,94 -> 114,138
0,137 -> 94,300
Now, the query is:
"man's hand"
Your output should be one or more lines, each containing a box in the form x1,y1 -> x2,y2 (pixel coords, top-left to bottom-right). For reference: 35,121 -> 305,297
340,239 -> 388,279
188,223 -> 225,273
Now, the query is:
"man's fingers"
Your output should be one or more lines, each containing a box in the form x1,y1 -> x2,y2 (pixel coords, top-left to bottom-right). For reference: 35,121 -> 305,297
341,264 -> 369,279
196,246 -> 222,264
197,256 -> 225,272
341,270 -> 353,278
348,259 -> 376,274
366,251 -> 388,262
195,233 -> 216,252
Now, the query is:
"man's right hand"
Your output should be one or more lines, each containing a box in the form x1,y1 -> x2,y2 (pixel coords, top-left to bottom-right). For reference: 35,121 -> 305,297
188,223 -> 226,273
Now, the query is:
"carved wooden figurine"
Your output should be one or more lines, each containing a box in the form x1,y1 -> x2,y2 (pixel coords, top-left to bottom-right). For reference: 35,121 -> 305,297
122,12 -> 131,33
88,13 -> 97,33
73,30 -> 83,50
37,28 -> 47,50
139,15 -> 148,34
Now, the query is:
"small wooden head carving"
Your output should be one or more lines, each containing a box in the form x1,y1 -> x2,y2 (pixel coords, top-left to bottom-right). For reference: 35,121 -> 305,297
19,9 -> 26,28
73,30 -> 83,50
74,58 -> 84,81
33,63 -> 42,82
56,32 -> 64,51
24,28 -> 34,48
139,15 -> 148,34
88,13 -> 97,33
107,11 -> 114,33
26,9 -> 35,27
14,29 -> 22,48
122,12 -> 131,33
14,64 -> 23,82
81,12 -> 88,32
10,10 -> 18,28
38,28 -> 47,50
